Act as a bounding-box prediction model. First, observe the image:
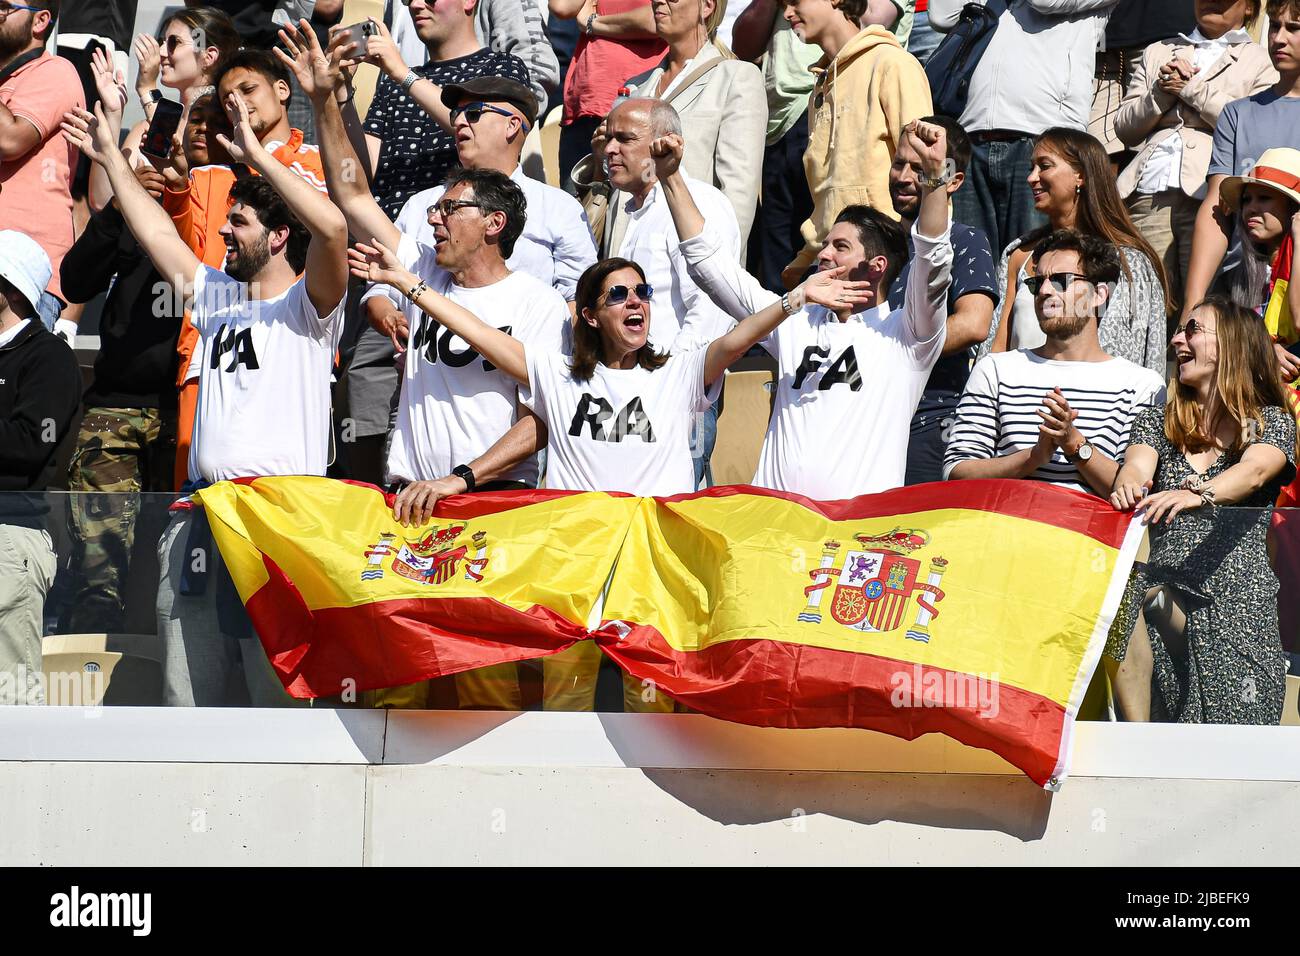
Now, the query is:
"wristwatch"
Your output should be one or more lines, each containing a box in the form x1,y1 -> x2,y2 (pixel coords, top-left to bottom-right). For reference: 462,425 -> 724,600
1070,439 -> 1094,463
451,464 -> 477,493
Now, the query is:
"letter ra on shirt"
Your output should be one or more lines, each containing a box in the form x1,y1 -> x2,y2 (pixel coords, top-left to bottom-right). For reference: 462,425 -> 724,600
412,314 -> 514,372
792,345 -> 862,391
568,394 -> 657,443
209,323 -> 260,372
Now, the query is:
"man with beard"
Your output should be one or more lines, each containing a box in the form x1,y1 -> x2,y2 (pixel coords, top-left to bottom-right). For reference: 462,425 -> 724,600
163,48 -> 330,491
0,0 -> 84,337
63,92 -> 349,706
886,115 -> 997,486
944,230 -> 1166,496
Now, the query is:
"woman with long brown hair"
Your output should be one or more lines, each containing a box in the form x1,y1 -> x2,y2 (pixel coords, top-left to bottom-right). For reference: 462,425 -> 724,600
1106,296 -> 1295,723
982,127 -> 1171,376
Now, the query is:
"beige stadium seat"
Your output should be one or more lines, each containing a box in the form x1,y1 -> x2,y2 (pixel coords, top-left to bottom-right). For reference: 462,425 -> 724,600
1284,674 -> 1300,727
42,634 -> 163,706
537,105 -> 564,189
41,647 -> 122,706
710,369 -> 775,486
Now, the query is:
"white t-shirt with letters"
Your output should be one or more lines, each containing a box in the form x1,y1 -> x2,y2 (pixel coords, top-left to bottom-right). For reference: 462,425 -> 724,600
521,345 -> 709,496
187,265 -> 345,483
386,234 -> 570,486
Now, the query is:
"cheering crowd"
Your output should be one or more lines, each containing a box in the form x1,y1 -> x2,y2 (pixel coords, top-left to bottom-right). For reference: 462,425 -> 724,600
1,0 -> 1298,725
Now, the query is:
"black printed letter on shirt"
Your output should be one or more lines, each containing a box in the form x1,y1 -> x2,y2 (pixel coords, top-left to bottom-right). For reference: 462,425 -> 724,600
570,393 -> 614,440
610,396 -> 656,443
818,346 -> 861,391
793,345 -> 831,389
210,324 -> 260,372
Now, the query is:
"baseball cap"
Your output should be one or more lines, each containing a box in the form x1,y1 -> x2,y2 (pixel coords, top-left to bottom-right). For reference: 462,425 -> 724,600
0,231 -> 51,315
440,76 -> 538,129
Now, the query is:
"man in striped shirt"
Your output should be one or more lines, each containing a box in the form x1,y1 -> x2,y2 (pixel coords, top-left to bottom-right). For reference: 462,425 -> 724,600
944,230 -> 1166,496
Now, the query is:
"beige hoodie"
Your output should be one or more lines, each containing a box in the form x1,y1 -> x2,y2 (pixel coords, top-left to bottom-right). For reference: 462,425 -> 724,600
784,26 -> 932,287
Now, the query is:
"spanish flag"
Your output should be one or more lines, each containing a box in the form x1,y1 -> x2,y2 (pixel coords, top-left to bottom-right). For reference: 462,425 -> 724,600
194,478 -> 1143,789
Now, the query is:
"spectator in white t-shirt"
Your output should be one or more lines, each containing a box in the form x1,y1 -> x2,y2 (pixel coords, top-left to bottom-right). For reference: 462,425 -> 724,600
663,119 -> 958,498
349,213 -> 869,714
944,229 -> 1166,494
64,93 -> 350,708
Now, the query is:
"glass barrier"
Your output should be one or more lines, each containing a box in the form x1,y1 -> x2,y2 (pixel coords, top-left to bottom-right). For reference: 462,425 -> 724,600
5,490 -> 1300,719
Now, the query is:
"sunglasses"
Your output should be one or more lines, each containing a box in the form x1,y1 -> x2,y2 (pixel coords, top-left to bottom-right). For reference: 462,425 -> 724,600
1024,272 -> 1091,296
1174,318 -> 1217,338
427,198 -> 483,219
449,101 -> 530,132
602,283 -> 654,305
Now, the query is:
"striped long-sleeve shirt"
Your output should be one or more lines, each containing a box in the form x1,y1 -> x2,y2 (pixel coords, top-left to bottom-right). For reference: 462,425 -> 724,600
943,349 -> 1166,494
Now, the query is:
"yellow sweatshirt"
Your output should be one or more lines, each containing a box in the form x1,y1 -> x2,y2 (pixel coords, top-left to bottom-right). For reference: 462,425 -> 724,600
784,26 -> 932,287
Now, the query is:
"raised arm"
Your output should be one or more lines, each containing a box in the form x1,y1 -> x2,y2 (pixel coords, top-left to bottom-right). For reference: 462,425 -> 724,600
350,238 -> 528,384
704,268 -> 872,385
84,46 -> 131,213
278,20 -> 399,250
217,91 -> 349,315
363,19 -> 456,133
903,119 -> 955,345
731,0 -> 781,62
654,133 -> 778,319
62,103 -> 200,297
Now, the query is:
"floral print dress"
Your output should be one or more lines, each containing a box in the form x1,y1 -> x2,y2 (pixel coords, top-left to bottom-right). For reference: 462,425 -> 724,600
1105,405 -> 1296,724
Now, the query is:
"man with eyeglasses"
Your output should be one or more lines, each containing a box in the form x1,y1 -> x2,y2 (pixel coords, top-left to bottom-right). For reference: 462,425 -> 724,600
944,229 -> 1166,496
0,0 -> 84,337
352,77 -> 596,482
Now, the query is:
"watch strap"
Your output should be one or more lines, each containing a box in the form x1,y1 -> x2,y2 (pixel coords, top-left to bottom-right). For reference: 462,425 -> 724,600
451,464 -> 476,493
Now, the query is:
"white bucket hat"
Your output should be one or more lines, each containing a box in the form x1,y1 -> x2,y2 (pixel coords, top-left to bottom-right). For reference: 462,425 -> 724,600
0,230 -> 51,315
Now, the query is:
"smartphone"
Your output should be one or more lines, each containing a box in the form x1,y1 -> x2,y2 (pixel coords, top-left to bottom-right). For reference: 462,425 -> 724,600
140,98 -> 184,160
341,18 -> 378,53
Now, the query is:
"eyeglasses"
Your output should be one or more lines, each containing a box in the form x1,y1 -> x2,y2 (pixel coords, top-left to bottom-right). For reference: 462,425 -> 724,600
427,199 -> 483,219
450,101 -> 529,132
0,2 -> 42,16
1174,318 -> 1217,338
1024,272 -> 1091,296
602,283 -> 654,305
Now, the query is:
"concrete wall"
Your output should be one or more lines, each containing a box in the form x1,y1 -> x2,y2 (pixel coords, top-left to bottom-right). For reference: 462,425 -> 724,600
2,710 -> 1298,865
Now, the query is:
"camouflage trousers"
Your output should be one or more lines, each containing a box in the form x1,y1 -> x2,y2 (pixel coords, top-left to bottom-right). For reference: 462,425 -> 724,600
63,408 -> 177,634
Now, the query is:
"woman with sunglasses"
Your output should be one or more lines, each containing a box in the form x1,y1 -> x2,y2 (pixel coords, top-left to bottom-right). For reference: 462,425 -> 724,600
1106,297 -> 1295,724
350,246 -> 869,495
87,7 -> 239,212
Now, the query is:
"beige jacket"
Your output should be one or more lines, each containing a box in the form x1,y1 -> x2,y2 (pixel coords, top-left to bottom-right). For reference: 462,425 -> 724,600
628,42 -> 767,244
1115,38 -> 1276,199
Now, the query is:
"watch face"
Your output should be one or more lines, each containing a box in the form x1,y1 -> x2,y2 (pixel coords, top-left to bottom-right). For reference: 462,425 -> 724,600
1077,443 -> 1093,461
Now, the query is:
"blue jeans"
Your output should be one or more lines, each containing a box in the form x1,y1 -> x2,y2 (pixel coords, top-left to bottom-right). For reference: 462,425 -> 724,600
36,291 -> 63,330
691,398 -> 719,489
950,135 -> 1047,262
907,9 -> 943,65
751,110 -> 813,294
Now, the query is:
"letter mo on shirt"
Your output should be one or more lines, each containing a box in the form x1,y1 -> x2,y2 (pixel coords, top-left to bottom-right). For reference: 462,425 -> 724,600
386,236 -> 571,486
187,266 -> 345,483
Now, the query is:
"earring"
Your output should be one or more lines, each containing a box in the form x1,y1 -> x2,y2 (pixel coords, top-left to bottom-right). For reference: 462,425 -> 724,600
1075,184 -> 1083,196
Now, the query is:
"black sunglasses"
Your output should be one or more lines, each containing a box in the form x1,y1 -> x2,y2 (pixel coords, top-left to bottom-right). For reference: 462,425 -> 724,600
602,283 -> 653,305
1174,317 -> 1217,338
1024,272 -> 1091,296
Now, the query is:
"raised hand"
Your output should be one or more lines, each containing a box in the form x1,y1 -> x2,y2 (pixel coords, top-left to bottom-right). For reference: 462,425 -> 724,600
325,25 -> 362,80
276,18 -> 346,105
60,103 -> 120,166
348,239 -> 409,288
363,19 -> 408,81
133,33 -> 161,99
800,265 -> 874,313
90,46 -> 128,115
904,118 -> 950,184
649,132 -> 684,183
133,163 -> 167,201
214,91 -> 263,166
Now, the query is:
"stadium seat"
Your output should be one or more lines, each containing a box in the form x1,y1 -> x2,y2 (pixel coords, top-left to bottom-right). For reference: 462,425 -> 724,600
538,105 -> 563,189
40,648 -> 121,706
1284,674 -> 1300,727
711,368 -> 775,486
41,633 -> 163,706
